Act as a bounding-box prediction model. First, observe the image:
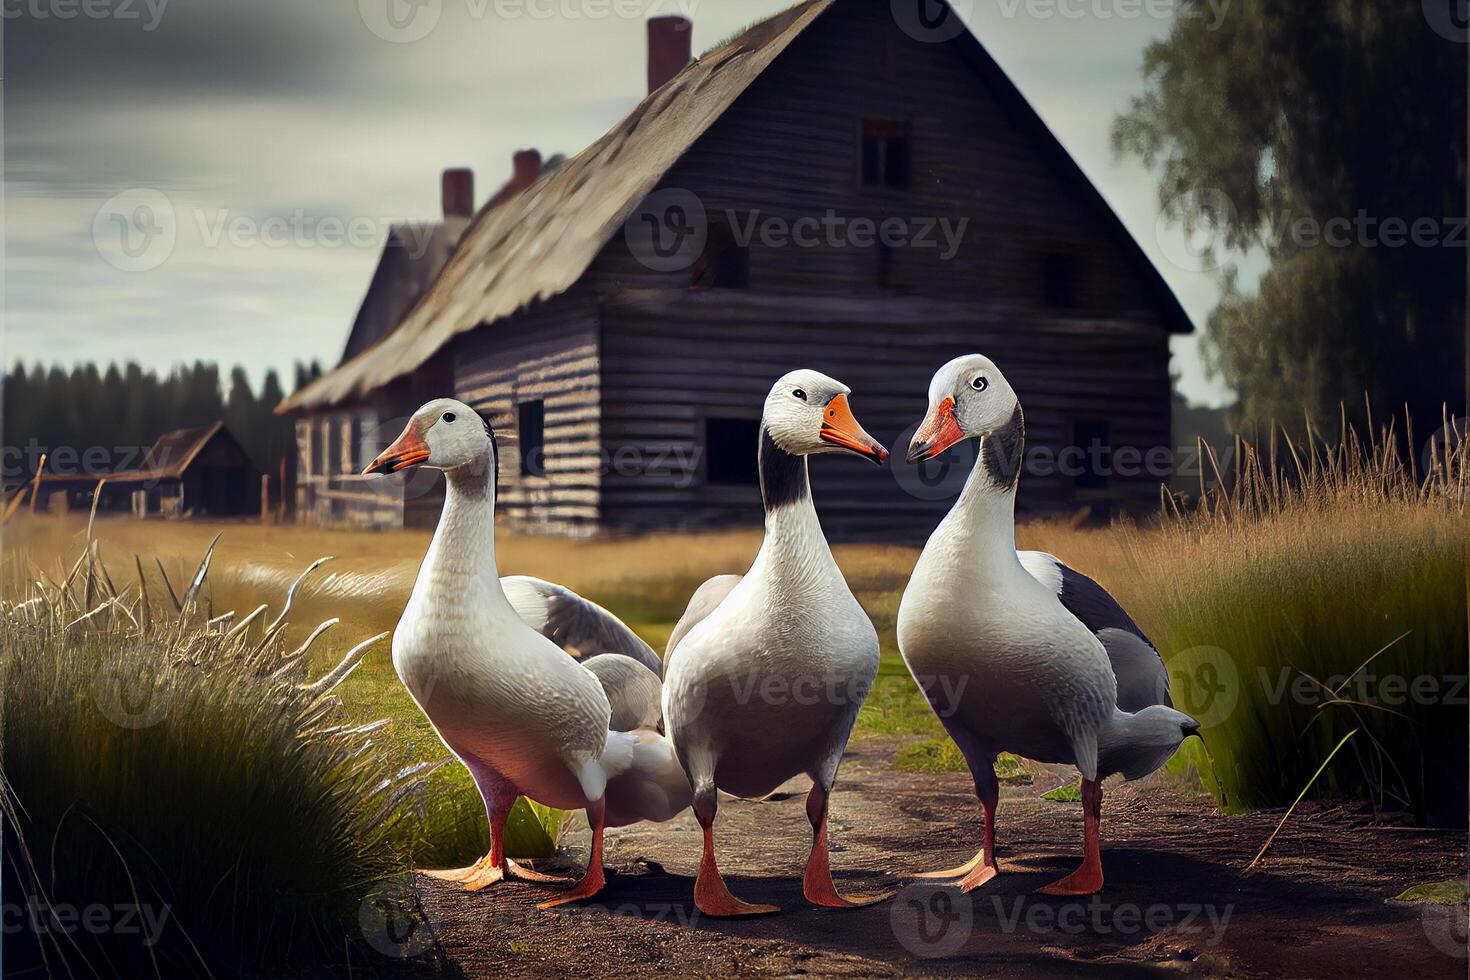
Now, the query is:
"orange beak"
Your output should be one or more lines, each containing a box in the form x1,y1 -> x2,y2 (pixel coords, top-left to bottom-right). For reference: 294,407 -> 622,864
362,422 -> 431,475
818,393 -> 889,465
907,397 -> 966,464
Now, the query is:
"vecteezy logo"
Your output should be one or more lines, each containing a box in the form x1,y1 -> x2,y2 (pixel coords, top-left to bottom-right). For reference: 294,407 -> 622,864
891,419 -> 979,501
359,875 -> 436,959
93,647 -> 176,729
359,0 -> 441,43
890,882 -> 973,958
1419,416 -> 1468,485
1420,897 -> 1470,959
623,188 -> 707,273
1155,188 -> 1236,274
360,415 -> 444,502
891,0 -> 974,43
92,189 -> 176,273
1167,646 -> 1239,729
1424,0 -> 1470,42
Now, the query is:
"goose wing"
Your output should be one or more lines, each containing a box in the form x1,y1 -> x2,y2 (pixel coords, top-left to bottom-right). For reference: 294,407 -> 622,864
581,653 -> 664,732
501,575 -> 662,676
663,574 -> 743,672
1018,551 -> 1170,713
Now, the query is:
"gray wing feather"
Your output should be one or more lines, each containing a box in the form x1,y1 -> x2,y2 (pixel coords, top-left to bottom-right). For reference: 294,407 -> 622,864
664,574 -> 743,672
500,575 -> 662,675
1019,551 -> 1170,712
581,654 -> 664,732
1096,628 -> 1171,712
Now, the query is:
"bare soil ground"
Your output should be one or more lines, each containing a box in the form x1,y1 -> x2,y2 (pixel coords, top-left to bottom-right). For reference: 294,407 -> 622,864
401,737 -> 1466,979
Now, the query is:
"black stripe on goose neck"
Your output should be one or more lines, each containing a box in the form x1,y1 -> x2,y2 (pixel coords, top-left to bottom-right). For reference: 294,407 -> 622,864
758,427 -> 810,511
980,403 -> 1025,490
477,408 -> 499,491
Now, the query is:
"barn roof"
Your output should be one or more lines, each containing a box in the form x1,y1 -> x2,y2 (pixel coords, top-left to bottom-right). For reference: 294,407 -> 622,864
339,218 -> 471,365
279,0 -> 1190,414
37,422 -> 244,486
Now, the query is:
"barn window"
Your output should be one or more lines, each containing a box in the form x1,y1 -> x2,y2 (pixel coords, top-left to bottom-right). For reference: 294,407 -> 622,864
349,417 -> 364,473
704,417 -> 760,486
861,118 -> 909,188
692,214 -> 749,289
518,400 -> 546,477
1041,251 -> 1083,309
1073,420 -> 1112,491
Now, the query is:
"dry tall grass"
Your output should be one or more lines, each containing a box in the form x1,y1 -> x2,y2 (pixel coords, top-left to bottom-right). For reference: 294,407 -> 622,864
1116,413 -> 1467,821
0,534 -> 446,974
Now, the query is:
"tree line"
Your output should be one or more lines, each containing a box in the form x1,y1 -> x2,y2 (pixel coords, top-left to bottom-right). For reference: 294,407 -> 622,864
2,361 -> 323,484
1113,0 -> 1465,438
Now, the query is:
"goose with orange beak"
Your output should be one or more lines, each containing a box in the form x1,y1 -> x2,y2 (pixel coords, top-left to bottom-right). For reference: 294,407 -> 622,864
364,399 -> 689,908
897,355 -> 1198,896
662,370 -> 891,917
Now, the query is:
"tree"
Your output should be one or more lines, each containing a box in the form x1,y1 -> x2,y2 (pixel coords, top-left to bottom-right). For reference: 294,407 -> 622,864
1113,0 -> 1466,437
2,362 -> 299,484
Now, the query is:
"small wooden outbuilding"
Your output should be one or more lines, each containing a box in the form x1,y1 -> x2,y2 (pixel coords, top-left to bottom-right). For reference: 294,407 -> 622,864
35,422 -> 256,518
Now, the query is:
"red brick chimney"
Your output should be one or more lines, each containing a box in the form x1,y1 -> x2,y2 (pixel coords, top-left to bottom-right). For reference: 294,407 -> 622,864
442,168 -> 474,219
485,149 -> 543,210
647,15 -> 692,94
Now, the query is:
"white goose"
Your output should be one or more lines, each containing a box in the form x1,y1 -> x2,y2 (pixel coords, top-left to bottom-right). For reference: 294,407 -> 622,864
897,355 -> 1199,895
364,399 -> 690,908
662,370 -> 890,917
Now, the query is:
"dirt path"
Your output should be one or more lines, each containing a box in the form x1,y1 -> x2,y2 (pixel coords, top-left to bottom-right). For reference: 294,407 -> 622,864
389,738 -> 1465,978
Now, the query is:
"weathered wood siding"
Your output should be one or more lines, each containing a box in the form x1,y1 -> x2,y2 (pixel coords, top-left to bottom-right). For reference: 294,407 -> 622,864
598,290 -> 1169,539
587,2 -> 1177,539
294,403 -> 414,528
591,1 -> 1164,313
450,286 -> 603,536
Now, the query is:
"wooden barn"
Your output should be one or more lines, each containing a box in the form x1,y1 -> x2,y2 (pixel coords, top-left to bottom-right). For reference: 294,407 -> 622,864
34,422 -> 256,518
279,0 -> 1192,540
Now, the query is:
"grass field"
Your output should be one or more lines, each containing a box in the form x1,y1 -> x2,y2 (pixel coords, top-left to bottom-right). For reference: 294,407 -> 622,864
3,427 -> 1463,974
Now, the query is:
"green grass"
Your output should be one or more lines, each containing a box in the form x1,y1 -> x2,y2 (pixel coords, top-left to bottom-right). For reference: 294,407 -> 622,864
1391,879 -> 1469,906
1042,782 -> 1083,803
891,739 -> 1034,787
0,543 -> 419,974
892,737 -> 967,773
330,640 -> 563,865
8,406 -> 1461,980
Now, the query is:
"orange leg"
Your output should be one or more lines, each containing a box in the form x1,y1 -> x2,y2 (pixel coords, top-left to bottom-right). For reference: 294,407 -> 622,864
538,797 -> 608,909
955,795 -> 998,892
691,790 -> 779,917
425,804 -> 510,890
1036,778 -> 1104,896
426,799 -> 566,891
916,755 -> 999,891
803,782 -> 891,908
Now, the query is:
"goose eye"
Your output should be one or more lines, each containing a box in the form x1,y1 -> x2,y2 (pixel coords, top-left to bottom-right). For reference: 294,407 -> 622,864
970,376 -> 989,392
442,411 -> 457,423
792,389 -> 807,401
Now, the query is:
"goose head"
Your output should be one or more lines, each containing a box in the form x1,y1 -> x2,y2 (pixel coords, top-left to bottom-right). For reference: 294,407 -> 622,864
1132,704 -> 1204,752
907,354 -> 1020,464
362,398 -> 494,475
762,370 -> 888,465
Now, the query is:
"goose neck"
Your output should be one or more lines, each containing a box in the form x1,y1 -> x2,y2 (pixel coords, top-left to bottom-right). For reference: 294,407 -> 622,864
932,405 -> 1026,574
755,427 -> 835,586
420,455 -> 507,600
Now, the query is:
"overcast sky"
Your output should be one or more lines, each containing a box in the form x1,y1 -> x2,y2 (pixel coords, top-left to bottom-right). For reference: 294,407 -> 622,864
4,0 -> 1254,406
